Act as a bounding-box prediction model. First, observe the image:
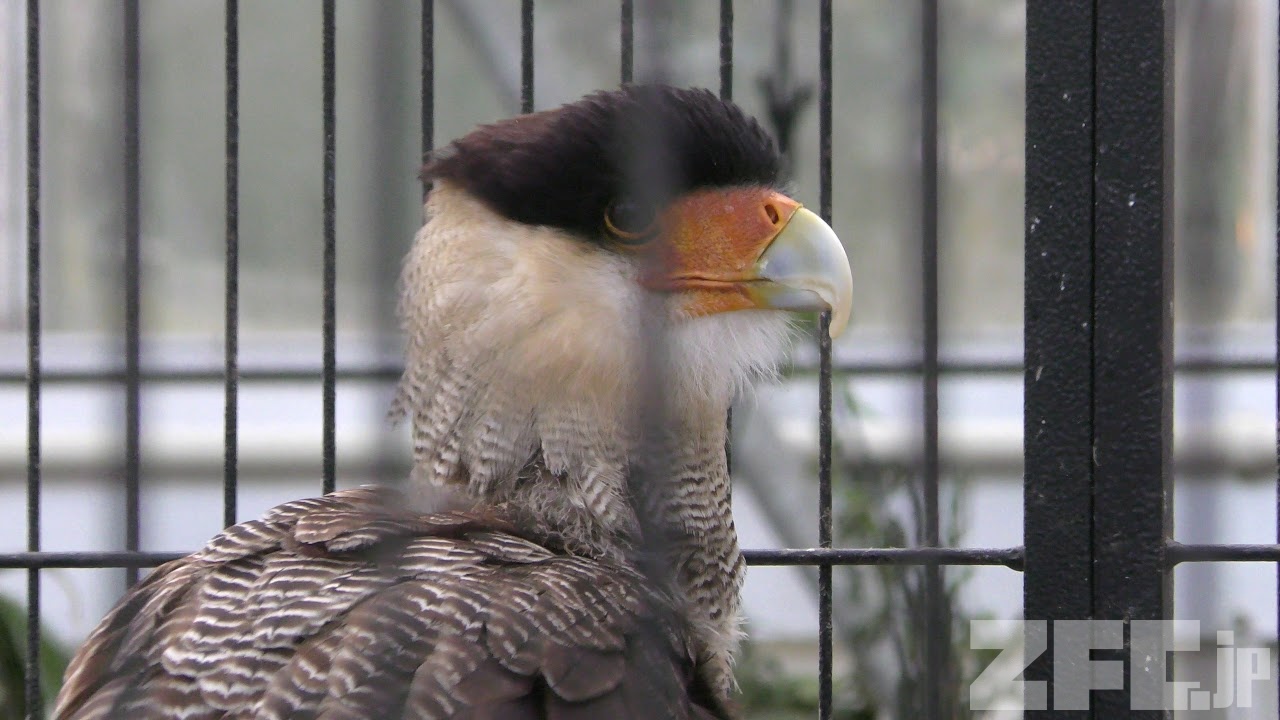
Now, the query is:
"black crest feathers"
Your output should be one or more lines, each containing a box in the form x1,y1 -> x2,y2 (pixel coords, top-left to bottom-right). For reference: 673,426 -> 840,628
421,85 -> 780,240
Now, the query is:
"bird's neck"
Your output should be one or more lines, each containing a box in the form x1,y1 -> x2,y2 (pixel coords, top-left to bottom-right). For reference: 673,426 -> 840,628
397,350 -> 744,696
625,406 -> 745,697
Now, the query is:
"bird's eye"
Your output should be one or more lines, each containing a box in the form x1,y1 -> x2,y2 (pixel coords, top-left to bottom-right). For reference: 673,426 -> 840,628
604,200 -> 658,243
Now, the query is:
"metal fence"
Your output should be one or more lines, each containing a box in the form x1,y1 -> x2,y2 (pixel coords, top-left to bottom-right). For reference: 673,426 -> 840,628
1025,3 -> 1280,718
7,1 -> 1280,719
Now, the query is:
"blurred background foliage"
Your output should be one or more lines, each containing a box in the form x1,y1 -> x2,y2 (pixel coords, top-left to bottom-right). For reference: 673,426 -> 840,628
0,590 -> 68,720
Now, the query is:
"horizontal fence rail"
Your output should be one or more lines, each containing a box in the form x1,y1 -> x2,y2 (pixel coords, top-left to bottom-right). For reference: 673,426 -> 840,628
9,542 -> 1280,572
3,353 -> 1275,386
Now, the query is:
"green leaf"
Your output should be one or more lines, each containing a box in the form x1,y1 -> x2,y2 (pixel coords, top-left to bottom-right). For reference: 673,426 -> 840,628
0,591 -> 70,720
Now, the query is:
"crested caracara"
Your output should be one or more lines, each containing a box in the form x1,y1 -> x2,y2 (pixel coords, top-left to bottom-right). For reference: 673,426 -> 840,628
53,85 -> 853,720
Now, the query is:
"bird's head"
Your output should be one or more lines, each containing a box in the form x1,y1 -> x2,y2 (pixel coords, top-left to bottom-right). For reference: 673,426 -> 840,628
397,87 -> 853,678
403,85 -> 850,418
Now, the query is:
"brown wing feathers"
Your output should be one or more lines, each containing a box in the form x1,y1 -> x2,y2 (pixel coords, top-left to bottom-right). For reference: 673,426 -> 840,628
53,486 -> 727,719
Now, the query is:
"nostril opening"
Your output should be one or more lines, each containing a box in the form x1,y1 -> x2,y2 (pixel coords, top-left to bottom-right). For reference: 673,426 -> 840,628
764,203 -> 781,225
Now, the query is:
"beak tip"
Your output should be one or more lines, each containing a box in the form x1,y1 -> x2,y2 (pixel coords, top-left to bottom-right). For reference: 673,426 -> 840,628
755,207 -> 853,340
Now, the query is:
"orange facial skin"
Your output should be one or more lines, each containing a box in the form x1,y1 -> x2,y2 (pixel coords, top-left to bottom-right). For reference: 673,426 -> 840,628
639,186 -> 803,318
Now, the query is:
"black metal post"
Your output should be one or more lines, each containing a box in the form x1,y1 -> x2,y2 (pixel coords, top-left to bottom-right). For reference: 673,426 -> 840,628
521,0 -> 534,113
123,0 -> 142,588
1091,3 -> 1174,717
322,0 -> 337,495
422,0 -> 434,160
1024,1 -> 1096,717
1025,1 -> 1173,717
25,2 -> 42,716
816,4 -> 833,720
620,0 -> 633,84
223,0 -> 239,528
919,2 -> 945,718
718,0 -> 732,101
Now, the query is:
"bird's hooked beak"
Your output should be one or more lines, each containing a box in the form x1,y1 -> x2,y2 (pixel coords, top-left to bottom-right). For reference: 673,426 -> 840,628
642,187 -> 854,337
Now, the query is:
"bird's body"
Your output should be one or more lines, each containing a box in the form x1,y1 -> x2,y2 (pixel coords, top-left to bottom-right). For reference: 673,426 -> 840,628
53,86 -> 852,719
55,486 -> 726,719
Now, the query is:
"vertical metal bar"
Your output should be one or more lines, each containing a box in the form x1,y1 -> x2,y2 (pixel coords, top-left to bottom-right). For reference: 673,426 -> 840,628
322,0 -> 336,495
520,0 -> 533,113
818,1 -> 831,224
1276,2 -> 1280,713
620,2 -> 689,705
620,0 -> 633,84
223,0 -> 239,528
123,0 -> 142,588
1092,1 -> 1173,717
718,0 -> 732,101
719,0 -> 732,474
816,5 -> 833,720
422,0 -> 434,158
24,2 -> 41,716
919,2 -> 943,718
1023,1 -> 1095,716
817,319 -> 833,720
